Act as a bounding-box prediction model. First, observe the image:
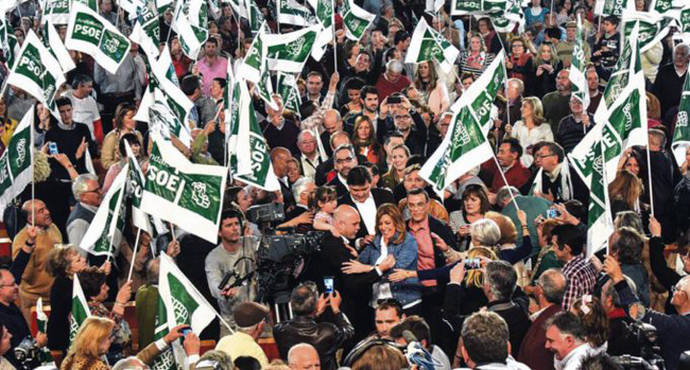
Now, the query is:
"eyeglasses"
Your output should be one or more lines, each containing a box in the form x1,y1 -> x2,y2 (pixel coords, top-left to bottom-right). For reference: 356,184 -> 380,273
535,153 -> 556,160
394,115 -> 412,120
335,157 -> 354,164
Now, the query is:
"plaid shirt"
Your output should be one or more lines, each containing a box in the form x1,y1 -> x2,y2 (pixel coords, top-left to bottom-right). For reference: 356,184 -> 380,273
300,90 -> 335,131
561,255 -> 598,311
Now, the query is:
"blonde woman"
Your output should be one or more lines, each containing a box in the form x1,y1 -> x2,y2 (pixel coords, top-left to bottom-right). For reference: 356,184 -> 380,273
506,96 -> 553,167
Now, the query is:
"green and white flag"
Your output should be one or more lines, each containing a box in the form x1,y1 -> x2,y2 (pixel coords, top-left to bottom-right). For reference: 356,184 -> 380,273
151,294 -> 176,370
277,72 -> 302,119
79,164 -> 128,256
570,14 -> 589,109
585,135 -> 613,257
43,19 -> 77,73
36,297 -> 48,333
42,0 -> 71,24
0,18 -> 18,70
234,80 -> 281,191
129,0 -> 162,59
125,140 -> 152,234
679,6 -> 690,35
69,273 -> 91,342
0,109 -> 34,220
245,0 -> 266,35
84,147 -> 96,175
256,57 -> 279,111
308,0 -> 335,45
622,11 -> 673,52
277,0 -> 315,27
140,134 -> 228,244
571,23 -> 647,185
118,0 -> 146,17
227,0 -> 248,19
226,79 -> 246,174
405,18 -> 460,74
65,3 -> 131,74
73,0 -> 100,12
341,0 -> 376,41
159,253 -> 216,337
147,88 -> 193,144
594,0 -> 634,16
264,25 -> 324,72
449,50 -> 506,134
672,72 -> 690,166
5,30 -> 65,119
420,105 -> 495,197
171,0 -> 208,59
649,0 -> 676,15
238,24 -> 266,83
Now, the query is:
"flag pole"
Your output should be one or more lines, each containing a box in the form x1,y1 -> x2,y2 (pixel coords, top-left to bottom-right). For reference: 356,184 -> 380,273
169,222 -> 177,242
496,36 -> 511,150
645,144 -> 655,216
332,0 -> 337,75
127,228 -> 142,282
491,155 -> 520,210
31,106 -> 35,227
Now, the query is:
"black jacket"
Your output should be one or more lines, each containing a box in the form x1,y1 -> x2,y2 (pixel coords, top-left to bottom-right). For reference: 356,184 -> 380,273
47,275 -> 72,352
0,301 -> 31,368
273,313 -> 355,370
337,188 -> 395,239
409,216 -> 458,272
315,154 -> 368,186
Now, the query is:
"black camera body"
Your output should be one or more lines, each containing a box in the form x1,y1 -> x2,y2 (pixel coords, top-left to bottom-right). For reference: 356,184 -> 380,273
611,322 -> 665,370
14,337 -> 41,370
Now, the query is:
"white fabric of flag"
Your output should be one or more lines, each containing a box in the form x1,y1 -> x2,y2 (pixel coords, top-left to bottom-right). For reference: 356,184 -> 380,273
569,14 -> 589,109
263,25 -> 324,72
238,24 -> 267,83
308,0 -> 334,47
570,22 -> 648,186
671,72 -> 690,166
0,109 -> 34,220
79,165 -> 128,256
405,18 -> 460,74
585,134 -> 614,257
235,80 -> 281,191
65,3 -> 132,74
5,30 -> 66,120
277,0 -> 315,26
69,273 -> 92,343
43,19 -> 76,73
622,11 -> 673,53
594,0 -> 634,16
171,0 -> 208,59
84,147 -> 96,175
42,0 -> 71,24
0,18 -> 19,70
340,0 -> 376,41
36,298 -> 48,333
140,133 -> 228,244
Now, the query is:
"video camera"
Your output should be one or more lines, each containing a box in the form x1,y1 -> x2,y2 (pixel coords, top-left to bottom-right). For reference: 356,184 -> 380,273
610,322 -> 665,370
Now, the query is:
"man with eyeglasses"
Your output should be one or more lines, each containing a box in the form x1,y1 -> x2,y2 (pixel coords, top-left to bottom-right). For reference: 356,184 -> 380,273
0,269 -> 47,368
390,96 -> 429,158
327,144 -> 359,197
11,200 -> 62,324
604,255 -> 690,370
531,141 -> 589,205
67,174 -> 103,251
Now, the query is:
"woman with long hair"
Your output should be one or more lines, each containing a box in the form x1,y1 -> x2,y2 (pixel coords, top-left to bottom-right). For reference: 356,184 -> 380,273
413,61 -> 449,116
570,296 -> 609,353
380,144 -> 410,191
352,116 -> 384,167
101,103 -> 144,169
507,96 -> 553,167
60,317 -> 115,369
342,204 -> 422,315
533,44 -> 561,98
458,34 -> 495,76
608,170 -> 645,217
102,134 -> 147,193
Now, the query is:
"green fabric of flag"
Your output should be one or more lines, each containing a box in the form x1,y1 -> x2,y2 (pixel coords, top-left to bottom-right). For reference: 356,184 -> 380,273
405,18 -> 460,74
341,0 -> 376,41
0,109 -> 34,220
69,274 -> 92,343
672,72 -> 690,166
570,15 -> 589,108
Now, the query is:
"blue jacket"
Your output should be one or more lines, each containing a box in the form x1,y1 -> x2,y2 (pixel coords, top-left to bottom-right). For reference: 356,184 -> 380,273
358,231 -> 422,306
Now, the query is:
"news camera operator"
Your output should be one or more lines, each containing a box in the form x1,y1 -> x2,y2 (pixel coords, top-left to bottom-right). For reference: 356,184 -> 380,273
604,255 -> 690,369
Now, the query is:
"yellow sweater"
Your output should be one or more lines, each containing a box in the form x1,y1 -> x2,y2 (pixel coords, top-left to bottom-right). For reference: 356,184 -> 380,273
12,224 -> 63,298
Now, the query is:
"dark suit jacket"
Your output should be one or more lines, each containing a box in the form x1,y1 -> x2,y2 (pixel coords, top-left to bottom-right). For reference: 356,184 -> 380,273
337,188 -> 395,239
517,304 -> 561,370
424,216 -> 458,271
316,154 -> 369,186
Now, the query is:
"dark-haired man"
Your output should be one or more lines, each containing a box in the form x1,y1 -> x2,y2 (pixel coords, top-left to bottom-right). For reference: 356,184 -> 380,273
63,74 -> 102,143
457,311 -> 530,369
480,138 -> 532,193
197,38 -> 228,96
180,74 -> 217,131
338,166 -> 394,241
205,209 -> 258,335
551,224 -> 597,310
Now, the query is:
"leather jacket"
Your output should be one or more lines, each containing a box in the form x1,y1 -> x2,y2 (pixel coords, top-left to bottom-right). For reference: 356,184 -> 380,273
273,312 -> 355,370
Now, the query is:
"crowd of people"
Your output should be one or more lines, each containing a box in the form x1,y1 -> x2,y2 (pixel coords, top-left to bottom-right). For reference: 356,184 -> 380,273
1,0 -> 690,368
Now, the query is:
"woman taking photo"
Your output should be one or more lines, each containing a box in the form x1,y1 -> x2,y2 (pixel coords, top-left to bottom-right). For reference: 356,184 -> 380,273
506,97 -> 553,168
342,204 -> 422,315
458,34 -> 495,76
448,185 -> 491,251
46,244 -> 88,354
352,116 -> 384,167
101,103 -> 144,170
381,144 -> 410,191
412,61 -> 449,116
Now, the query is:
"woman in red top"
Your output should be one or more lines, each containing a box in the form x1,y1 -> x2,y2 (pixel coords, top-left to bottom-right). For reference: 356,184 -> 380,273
506,37 -> 536,96
352,116 -> 384,168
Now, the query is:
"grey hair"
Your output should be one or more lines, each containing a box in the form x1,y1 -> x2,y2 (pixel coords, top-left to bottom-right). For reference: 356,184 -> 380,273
673,43 -> 690,58
387,59 -> 403,73
538,268 -> 566,305
112,357 -> 147,370
603,275 -> 637,308
198,350 -> 235,370
470,218 -> 501,246
72,173 -> 99,199
292,177 -> 314,201
496,186 -> 520,208
297,130 -> 315,145
507,78 -> 524,95
484,260 -> 517,301
288,343 -> 318,366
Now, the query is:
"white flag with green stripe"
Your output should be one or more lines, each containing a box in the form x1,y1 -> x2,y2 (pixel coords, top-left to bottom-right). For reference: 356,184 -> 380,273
124,140 -> 154,234
672,72 -> 690,166
65,3 -> 131,74
585,135 -> 613,257
277,0 -> 315,27
245,0 -> 266,35
239,24 -> 267,83
79,164 -> 128,256
140,133 -> 228,244
678,6 -> 690,36
569,14 -> 589,109
36,298 -> 48,333
405,18 -> 460,74
43,19 -> 76,73
151,293 -> 176,370
171,0 -> 208,59
264,25 -> 324,72
42,0 -> 71,24
622,11 -> 673,53
594,0 -> 634,16
5,30 -> 65,120
308,0 -> 335,45
277,72 -> 302,119
341,0 -> 376,41
147,88 -> 193,145
234,80 -> 281,191
129,0 -> 163,59
69,273 -> 92,343
73,0 -> 100,12
419,105 -> 495,197
0,18 -> 19,70
0,109 -> 34,221
571,23 -> 647,186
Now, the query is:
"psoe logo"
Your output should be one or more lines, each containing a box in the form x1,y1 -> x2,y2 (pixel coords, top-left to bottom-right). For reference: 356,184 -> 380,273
190,181 -> 211,208
103,36 -> 122,55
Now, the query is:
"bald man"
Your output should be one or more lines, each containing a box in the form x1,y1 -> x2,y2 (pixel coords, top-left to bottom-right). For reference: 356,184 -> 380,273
288,343 -> 321,370
321,109 -> 344,158
271,147 -> 296,212
302,205 -> 395,343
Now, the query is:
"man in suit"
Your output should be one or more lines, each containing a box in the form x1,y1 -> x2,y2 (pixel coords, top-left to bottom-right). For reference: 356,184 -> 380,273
305,205 -> 395,343
271,147 -> 296,213
338,166 -> 394,245
327,144 -> 359,197
280,177 -> 315,233
315,132 -> 367,186
517,268 -> 565,370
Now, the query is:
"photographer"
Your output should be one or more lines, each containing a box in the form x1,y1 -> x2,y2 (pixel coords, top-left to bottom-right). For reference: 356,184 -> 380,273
604,255 -> 690,369
205,209 -> 258,335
